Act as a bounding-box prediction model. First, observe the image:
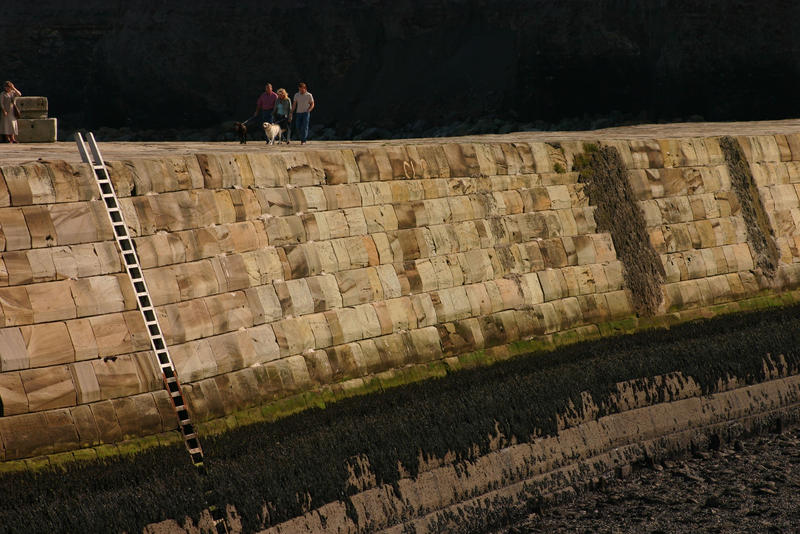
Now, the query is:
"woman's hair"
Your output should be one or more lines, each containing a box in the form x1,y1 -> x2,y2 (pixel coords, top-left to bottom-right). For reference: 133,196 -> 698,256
277,88 -> 288,98
2,81 -> 10,88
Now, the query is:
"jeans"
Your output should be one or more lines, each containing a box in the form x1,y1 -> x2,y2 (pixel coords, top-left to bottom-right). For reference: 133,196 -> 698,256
260,110 -> 274,124
294,112 -> 310,142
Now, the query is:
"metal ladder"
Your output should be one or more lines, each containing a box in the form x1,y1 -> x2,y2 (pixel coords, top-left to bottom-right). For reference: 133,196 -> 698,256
76,133 -> 228,533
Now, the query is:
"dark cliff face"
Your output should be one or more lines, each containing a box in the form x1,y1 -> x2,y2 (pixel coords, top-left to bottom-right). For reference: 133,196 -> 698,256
2,0 -> 799,136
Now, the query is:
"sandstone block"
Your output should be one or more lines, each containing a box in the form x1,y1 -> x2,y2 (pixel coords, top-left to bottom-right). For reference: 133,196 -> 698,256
437,319 -> 480,356
0,326 -> 29,370
20,322 -> 74,367
170,339 -> 217,383
112,394 -> 163,439
282,152 -> 325,186
24,280 -> 75,323
0,208 -> 31,250
203,291 -> 253,335
272,317 -> 315,357
303,349 -> 333,384
336,267 -> 382,306
246,154 -> 289,188
245,284 -> 283,325
69,403 -> 100,446
0,166 -> 36,206
0,412 -> 52,459
577,293 -> 611,324
0,371 -> 28,415
326,343 -> 367,381
92,355 -> 143,399
4,250 -> 32,285
131,350 -> 162,392
90,313 -> 133,357
604,290 -> 633,318
88,400 -> 124,443
299,311 -> 330,348
208,329 -> 257,373
407,326 -> 443,363
69,361 -> 101,404
162,298 -> 213,345
21,365 -> 76,411
537,270 -> 566,301
143,266 -> 181,306
22,205 -> 57,248
318,150 -> 360,185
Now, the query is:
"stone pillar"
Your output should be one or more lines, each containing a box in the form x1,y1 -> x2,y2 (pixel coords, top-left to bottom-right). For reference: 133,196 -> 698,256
15,96 -> 57,143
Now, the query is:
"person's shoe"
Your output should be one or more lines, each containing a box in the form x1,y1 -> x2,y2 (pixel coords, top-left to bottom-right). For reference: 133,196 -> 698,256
301,140 -> 306,145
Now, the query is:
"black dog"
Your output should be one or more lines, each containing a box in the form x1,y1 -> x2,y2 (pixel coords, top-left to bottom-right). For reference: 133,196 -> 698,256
234,121 -> 247,144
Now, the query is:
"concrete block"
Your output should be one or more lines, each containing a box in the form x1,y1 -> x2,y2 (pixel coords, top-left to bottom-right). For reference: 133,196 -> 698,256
17,119 -> 57,143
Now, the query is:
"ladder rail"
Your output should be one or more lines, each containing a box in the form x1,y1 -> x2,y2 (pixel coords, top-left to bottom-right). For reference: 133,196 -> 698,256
75,133 -> 228,533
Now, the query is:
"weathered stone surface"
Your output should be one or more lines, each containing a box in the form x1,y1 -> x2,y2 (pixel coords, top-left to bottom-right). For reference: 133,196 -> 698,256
20,365 -> 76,411
0,371 -> 28,415
4,133 -> 800,460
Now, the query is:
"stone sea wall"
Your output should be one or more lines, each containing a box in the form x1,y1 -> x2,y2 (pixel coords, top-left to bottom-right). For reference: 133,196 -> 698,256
1,134 -> 800,462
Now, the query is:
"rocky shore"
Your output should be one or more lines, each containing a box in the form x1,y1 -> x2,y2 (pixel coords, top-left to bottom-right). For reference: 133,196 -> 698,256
501,424 -> 800,533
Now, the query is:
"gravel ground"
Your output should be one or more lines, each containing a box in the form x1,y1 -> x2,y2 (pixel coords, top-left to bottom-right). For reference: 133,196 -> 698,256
500,425 -> 800,534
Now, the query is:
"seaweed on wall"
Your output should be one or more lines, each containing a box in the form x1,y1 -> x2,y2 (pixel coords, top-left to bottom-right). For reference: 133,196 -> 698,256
573,144 -> 665,315
719,136 -> 779,279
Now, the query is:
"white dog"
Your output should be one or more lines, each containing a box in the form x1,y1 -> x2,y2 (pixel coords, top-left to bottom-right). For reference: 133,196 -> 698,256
262,122 -> 287,145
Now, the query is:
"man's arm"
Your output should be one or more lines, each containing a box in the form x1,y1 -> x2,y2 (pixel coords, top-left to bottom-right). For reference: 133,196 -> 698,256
308,96 -> 315,113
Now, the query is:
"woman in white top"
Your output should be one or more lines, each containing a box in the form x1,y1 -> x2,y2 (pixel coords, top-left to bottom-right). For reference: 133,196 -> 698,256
1,81 -> 22,143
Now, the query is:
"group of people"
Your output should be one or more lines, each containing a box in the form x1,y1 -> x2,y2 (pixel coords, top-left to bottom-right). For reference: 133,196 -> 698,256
1,80 -> 21,143
252,82 -> 315,144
